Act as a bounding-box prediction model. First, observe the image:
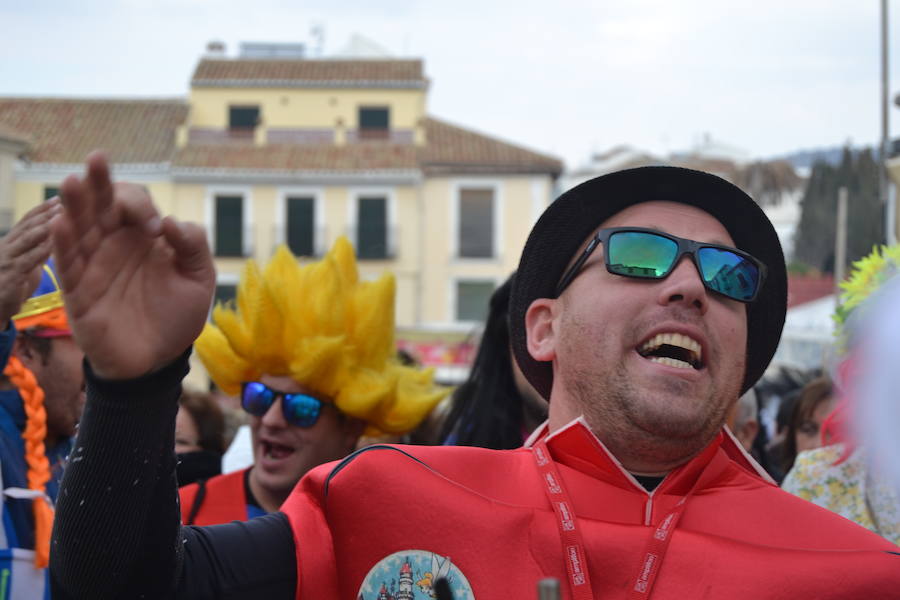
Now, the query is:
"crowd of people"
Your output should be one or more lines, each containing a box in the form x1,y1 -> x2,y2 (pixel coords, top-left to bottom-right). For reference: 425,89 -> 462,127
0,151 -> 898,598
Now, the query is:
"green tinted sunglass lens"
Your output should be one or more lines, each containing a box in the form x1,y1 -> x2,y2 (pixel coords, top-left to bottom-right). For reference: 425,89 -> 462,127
697,247 -> 759,301
607,232 -> 678,277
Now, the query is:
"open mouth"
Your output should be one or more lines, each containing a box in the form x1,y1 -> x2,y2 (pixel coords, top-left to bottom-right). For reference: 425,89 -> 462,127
637,332 -> 703,370
261,440 -> 296,460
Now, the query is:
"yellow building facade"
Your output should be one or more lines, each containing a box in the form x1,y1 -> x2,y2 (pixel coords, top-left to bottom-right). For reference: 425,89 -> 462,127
0,53 -> 561,386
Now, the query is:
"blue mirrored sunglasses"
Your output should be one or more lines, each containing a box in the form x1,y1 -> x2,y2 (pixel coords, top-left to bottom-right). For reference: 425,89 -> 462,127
555,227 -> 767,303
240,381 -> 323,428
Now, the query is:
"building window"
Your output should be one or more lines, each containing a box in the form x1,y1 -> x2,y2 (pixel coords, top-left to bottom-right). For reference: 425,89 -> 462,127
43,186 -> 59,201
358,107 -> 389,140
357,196 -> 388,259
215,195 -> 244,257
286,196 -> 315,257
456,281 -> 495,322
458,188 -> 494,258
229,106 -> 259,140
213,283 -> 237,308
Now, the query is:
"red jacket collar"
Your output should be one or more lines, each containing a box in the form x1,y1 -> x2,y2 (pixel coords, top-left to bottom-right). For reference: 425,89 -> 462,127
526,418 -> 774,495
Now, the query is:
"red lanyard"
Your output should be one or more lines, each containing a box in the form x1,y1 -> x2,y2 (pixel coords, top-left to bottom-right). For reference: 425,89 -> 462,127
533,440 -> 595,600
626,481 -> 701,599
534,439 -> 707,599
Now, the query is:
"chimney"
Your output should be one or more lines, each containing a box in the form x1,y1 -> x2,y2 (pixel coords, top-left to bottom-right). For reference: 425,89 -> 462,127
205,41 -> 226,58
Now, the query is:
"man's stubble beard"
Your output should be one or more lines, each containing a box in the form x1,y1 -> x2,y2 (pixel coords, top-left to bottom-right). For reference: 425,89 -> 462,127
560,326 -> 743,470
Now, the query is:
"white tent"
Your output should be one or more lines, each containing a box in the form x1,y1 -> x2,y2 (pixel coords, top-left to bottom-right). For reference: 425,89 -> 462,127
771,294 -> 836,371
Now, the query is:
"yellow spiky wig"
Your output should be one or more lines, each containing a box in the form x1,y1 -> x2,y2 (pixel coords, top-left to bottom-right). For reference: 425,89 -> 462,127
196,237 -> 447,436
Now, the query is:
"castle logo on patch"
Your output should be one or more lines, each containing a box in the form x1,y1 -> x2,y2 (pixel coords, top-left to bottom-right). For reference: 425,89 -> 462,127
358,550 -> 474,599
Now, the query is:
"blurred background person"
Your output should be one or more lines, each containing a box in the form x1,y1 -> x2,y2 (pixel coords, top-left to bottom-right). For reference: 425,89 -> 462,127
752,365 -> 820,483
0,200 -> 84,594
782,245 -> 900,545
175,389 -> 227,486
726,389 -> 759,454
180,238 -> 446,525
436,274 -> 547,449
779,376 -> 835,476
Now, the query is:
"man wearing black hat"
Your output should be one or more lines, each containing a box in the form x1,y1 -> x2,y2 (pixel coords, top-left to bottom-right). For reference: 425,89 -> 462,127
51,154 -> 899,599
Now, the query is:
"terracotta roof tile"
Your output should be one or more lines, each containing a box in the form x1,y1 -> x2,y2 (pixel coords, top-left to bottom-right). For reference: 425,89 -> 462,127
192,59 -> 426,88
421,117 -> 562,175
0,122 -> 29,145
0,98 -> 187,163
0,99 -> 560,175
174,142 -> 419,171
787,275 -> 835,308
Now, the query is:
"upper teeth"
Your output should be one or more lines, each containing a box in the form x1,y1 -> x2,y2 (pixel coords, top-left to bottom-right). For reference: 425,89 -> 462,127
639,332 -> 702,362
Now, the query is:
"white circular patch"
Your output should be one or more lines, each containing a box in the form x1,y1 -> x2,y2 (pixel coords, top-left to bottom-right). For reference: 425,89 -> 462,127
357,549 -> 475,599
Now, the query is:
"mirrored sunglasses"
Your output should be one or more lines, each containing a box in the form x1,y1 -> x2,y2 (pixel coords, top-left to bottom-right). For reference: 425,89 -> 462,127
555,227 -> 767,303
240,381 -> 323,428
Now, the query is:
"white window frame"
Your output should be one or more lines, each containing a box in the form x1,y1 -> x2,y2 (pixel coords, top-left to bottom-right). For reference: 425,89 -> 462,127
450,276 -> 500,325
210,272 -> 240,316
205,185 -> 254,257
346,186 -> 397,258
531,176 -> 549,225
450,179 -> 503,261
276,187 -> 325,256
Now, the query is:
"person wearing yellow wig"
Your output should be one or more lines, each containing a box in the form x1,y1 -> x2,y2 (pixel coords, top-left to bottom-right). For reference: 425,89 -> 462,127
179,237 -> 447,525
0,199 -> 85,597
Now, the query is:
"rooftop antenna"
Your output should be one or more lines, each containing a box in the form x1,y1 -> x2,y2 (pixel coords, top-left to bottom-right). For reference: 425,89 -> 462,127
310,23 -> 325,57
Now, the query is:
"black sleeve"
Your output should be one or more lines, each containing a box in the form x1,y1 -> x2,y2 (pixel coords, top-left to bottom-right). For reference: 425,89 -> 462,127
49,352 -> 297,599
180,512 -> 296,598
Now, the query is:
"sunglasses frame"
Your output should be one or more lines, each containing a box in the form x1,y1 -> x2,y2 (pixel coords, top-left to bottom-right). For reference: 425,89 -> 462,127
555,227 -> 767,303
240,381 -> 325,428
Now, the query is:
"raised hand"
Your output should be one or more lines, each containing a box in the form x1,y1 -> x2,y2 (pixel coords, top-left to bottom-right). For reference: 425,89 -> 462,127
51,152 -> 216,379
0,198 -> 60,324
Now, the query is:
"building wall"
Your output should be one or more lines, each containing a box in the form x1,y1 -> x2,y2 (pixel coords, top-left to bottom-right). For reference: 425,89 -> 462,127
418,174 -> 552,328
12,174 -> 174,221
0,142 -> 24,232
170,180 -> 421,325
188,87 -> 426,132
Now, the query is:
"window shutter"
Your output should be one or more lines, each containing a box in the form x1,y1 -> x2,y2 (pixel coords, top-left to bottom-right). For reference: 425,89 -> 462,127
287,197 -> 315,256
215,196 -> 244,257
357,197 -> 387,259
459,188 -> 494,258
456,281 -> 495,322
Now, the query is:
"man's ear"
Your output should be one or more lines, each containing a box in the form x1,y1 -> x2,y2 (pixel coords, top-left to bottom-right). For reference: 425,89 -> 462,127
525,298 -> 557,362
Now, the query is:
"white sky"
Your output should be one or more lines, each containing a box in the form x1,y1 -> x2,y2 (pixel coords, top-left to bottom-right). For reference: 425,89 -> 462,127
2,0 -> 899,168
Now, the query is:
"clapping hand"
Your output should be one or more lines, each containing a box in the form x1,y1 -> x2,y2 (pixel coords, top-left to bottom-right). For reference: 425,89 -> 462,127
52,152 -> 216,379
0,198 -> 60,324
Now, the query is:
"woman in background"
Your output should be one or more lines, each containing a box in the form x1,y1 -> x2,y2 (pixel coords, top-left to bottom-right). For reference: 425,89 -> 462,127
175,389 -> 226,486
438,274 -> 547,449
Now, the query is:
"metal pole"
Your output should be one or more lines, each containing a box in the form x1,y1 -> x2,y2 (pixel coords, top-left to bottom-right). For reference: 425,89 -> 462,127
881,0 -> 893,244
537,578 -> 561,600
836,187 -> 848,297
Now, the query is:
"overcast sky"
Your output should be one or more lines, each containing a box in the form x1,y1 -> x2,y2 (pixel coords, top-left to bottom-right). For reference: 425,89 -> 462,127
3,0 -> 899,168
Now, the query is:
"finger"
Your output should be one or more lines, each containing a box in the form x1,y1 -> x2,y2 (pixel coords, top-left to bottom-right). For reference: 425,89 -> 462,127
50,213 -> 85,295
115,183 -> 162,236
162,218 -> 211,275
85,151 -> 114,215
1,199 -> 60,246
4,220 -> 52,261
59,174 -> 94,239
17,236 -> 53,275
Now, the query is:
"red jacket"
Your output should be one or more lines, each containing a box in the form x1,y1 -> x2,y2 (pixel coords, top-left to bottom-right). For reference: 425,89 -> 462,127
179,468 -> 248,526
281,419 -> 900,599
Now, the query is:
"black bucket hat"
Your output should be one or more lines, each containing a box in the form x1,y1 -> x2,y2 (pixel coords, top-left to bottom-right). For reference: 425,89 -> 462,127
510,166 -> 787,399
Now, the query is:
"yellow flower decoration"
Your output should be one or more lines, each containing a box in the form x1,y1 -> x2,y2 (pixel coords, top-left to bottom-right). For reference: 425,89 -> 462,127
195,237 -> 448,435
834,244 -> 900,356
